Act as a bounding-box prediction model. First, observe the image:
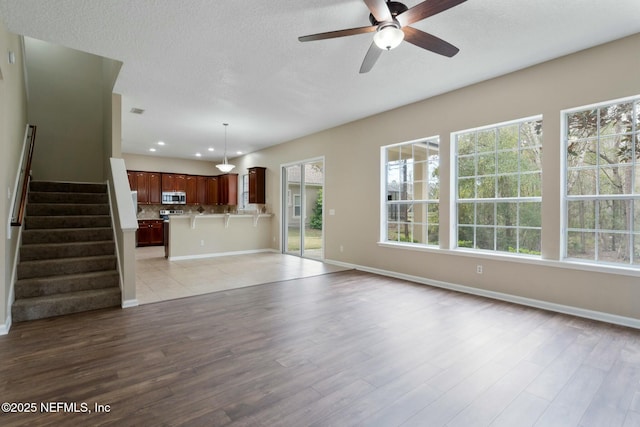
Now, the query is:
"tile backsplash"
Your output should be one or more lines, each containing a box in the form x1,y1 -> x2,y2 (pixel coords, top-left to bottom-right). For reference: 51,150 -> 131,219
136,204 -> 234,219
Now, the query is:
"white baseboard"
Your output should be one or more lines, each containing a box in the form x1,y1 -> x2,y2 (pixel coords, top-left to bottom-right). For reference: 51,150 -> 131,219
0,315 -> 11,335
324,259 -> 640,330
169,248 -> 277,261
122,299 -> 139,309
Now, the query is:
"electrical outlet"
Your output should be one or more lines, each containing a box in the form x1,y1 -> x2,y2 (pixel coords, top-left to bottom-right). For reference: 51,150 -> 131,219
476,265 -> 483,274
200,239 -> 205,246
340,245 -> 344,253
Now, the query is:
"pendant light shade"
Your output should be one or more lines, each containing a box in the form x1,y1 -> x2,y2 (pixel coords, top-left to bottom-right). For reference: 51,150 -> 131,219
216,123 -> 236,173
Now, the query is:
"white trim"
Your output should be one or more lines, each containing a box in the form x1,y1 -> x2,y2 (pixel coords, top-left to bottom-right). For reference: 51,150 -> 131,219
376,241 -> 640,277
0,315 -> 11,335
169,248 -> 277,261
122,299 -> 139,309
323,258 -> 640,330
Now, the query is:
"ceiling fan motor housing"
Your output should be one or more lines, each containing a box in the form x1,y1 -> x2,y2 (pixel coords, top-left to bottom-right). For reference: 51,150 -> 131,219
369,1 -> 409,26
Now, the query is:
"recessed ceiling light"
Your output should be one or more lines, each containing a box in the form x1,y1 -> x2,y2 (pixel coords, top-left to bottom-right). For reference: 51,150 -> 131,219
195,153 -> 202,157
149,148 -> 156,152
236,151 -> 243,155
208,147 -> 214,152
157,141 -> 165,146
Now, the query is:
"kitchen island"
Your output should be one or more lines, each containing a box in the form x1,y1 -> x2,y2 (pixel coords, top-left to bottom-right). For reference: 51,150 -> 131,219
166,213 -> 274,260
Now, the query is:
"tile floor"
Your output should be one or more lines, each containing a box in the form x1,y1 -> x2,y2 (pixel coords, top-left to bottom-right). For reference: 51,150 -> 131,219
135,247 -> 349,304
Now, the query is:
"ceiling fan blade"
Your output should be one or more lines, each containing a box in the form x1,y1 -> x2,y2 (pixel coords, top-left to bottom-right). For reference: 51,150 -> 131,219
402,26 -> 459,57
397,0 -> 467,27
363,0 -> 392,22
298,25 -> 377,42
359,42 -> 383,73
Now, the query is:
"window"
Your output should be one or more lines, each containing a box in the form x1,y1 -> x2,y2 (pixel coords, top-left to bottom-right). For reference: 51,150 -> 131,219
241,174 -> 249,208
384,137 -> 440,245
293,194 -> 301,218
454,117 -> 543,255
564,96 -> 640,265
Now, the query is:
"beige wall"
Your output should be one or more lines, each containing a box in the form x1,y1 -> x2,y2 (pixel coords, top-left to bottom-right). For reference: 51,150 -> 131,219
0,22 -> 28,329
25,38 -> 121,182
232,33 -> 640,322
122,153 -> 221,176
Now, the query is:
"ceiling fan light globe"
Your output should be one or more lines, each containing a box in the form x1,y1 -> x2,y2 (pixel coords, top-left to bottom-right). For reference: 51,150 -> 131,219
374,25 -> 404,50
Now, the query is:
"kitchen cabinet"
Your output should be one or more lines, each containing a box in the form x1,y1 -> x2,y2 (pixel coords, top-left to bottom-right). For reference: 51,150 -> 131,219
128,171 -> 161,205
196,176 -> 208,205
162,173 -> 186,192
219,173 -> 238,206
207,176 -> 219,205
185,175 -> 198,204
248,167 -> 266,204
137,220 -> 164,246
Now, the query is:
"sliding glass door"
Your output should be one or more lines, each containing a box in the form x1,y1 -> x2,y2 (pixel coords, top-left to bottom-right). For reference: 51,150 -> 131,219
283,159 -> 324,260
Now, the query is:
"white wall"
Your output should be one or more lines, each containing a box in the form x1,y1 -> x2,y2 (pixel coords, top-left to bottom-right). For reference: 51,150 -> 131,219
0,22 -> 28,331
232,33 -> 640,323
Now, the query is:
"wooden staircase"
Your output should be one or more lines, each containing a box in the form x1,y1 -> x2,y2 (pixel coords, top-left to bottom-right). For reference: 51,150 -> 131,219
12,181 -> 121,322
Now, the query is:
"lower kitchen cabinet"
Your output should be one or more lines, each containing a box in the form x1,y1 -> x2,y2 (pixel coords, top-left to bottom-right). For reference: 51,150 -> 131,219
137,220 -> 164,246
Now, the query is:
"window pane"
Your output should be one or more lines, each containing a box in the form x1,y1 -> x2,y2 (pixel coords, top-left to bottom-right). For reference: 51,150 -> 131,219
458,155 -> 475,177
520,172 -> 541,197
598,232 -> 630,263
600,136 -> 631,163
477,153 -> 496,175
521,120 -> 543,148
496,227 -> 517,252
413,143 -> 428,162
476,227 -> 494,250
520,202 -> 541,228
387,204 -> 399,222
413,180 -> 428,200
412,223 -> 427,244
497,150 -> 518,174
497,174 -> 518,198
387,146 -> 401,162
428,225 -> 439,245
521,148 -> 541,172
635,202 -> 640,232
568,109 -> 598,140
567,169 -> 596,196
428,203 -> 439,225
477,130 -> 496,152
498,125 -> 519,150
567,231 -> 595,260
458,203 -> 474,225
600,102 -> 633,136
599,166 -> 632,195
496,202 -> 517,226
567,200 -> 595,229
458,178 -> 476,199
599,200 -> 630,231
477,176 -> 496,198
519,229 -> 541,254
634,235 -> 640,265
567,140 -> 597,168
397,223 -> 413,242
457,134 -> 475,156
477,202 -> 495,226
458,226 -> 474,248
387,222 -> 399,242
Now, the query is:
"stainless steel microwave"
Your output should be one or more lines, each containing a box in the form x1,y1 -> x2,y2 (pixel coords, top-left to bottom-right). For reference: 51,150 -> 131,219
162,191 -> 186,204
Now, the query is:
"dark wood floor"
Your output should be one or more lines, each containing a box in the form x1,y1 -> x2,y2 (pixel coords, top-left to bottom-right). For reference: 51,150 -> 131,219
1,270 -> 640,426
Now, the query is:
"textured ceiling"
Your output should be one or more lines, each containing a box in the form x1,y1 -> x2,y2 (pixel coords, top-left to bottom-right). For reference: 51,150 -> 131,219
1,0 -> 640,162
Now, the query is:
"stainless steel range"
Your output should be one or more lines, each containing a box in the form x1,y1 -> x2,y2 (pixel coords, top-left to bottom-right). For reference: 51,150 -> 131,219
159,209 -> 183,220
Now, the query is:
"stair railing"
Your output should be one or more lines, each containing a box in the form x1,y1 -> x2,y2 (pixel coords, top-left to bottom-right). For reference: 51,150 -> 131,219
10,124 -> 37,227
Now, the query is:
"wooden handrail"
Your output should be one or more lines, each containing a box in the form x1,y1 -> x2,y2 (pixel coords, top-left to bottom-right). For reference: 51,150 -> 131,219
10,125 -> 37,227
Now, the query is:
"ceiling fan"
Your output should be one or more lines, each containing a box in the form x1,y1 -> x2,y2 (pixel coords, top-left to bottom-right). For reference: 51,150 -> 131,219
298,0 -> 467,73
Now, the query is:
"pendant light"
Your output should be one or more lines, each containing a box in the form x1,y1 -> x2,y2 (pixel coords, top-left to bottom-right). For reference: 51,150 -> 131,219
216,123 -> 235,173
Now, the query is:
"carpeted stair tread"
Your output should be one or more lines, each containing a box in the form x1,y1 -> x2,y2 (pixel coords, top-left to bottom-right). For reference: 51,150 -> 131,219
22,227 -> 114,244
26,203 -> 110,216
15,271 -> 119,298
20,240 -> 115,261
28,192 -> 108,204
18,255 -> 117,280
11,288 -> 121,322
25,215 -> 111,229
29,181 -> 107,193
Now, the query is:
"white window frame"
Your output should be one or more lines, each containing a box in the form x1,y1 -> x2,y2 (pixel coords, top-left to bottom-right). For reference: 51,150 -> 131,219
452,115 -> 543,256
381,136 -> 440,247
562,95 -> 640,266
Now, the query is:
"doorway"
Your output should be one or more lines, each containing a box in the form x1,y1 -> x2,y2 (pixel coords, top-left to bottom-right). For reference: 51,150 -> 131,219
283,158 -> 324,260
